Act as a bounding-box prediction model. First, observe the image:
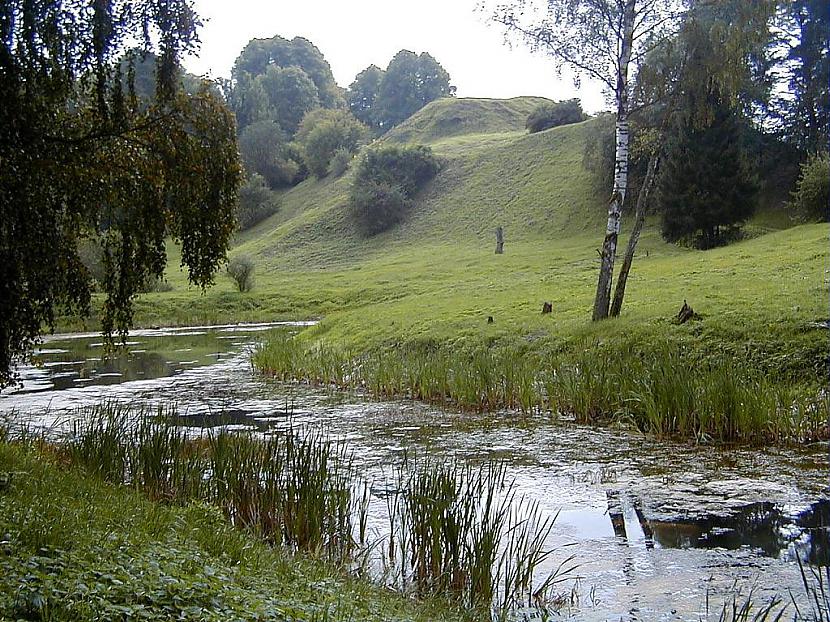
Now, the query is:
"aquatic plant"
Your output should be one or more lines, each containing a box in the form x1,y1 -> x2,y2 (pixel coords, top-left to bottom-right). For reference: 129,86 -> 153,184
255,334 -> 828,444
383,454 -> 571,616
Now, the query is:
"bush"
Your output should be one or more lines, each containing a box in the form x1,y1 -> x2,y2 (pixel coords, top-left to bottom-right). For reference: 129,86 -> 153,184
349,145 -> 440,235
294,109 -> 368,178
349,180 -> 411,235
789,153 -> 829,222
226,255 -> 255,292
526,99 -> 586,133
237,174 -> 278,230
328,148 -> 352,177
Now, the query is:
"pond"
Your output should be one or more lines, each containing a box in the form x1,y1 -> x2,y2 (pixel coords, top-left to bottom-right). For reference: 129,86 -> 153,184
1,324 -> 827,620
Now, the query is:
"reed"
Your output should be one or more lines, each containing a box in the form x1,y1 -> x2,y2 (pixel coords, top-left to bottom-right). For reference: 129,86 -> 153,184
384,454 -> 566,615
256,333 -> 828,444
64,403 -> 364,560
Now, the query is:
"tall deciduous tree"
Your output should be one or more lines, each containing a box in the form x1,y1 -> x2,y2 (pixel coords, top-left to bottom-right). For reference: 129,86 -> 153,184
347,64 -> 386,131
374,51 -> 456,130
0,0 -> 242,388
489,0 -> 686,321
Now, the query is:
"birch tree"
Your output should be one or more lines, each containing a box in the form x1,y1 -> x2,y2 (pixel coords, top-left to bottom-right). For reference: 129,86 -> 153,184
611,0 -> 775,316
489,0 -> 687,320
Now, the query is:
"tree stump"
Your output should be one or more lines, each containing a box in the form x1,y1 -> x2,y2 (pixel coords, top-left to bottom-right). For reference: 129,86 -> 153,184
495,226 -> 504,254
542,302 -> 552,314
677,300 -> 695,324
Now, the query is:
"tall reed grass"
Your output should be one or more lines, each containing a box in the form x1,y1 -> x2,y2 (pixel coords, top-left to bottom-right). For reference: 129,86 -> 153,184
254,336 -> 829,444
382,454 -> 572,618
65,403 -> 364,560
54,403 -> 566,616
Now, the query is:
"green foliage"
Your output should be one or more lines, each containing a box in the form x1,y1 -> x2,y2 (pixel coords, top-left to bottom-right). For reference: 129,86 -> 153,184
227,255 -> 256,293
238,121 -> 298,188
328,148 -> 353,178
232,35 -> 343,110
294,109 -> 368,178
238,174 -> 279,230
374,51 -> 456,130
0,0 -> 242,388
789,152 -> 830,221
659,103 -> 758,249
525,99 -> 585,133
0,442 -> 469,622
259,65 -> 321,136
346,65 -> 385,131
349,146 -> 441,235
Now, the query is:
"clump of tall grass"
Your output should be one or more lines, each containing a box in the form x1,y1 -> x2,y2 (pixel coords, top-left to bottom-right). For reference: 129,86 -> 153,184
383,454 -> 572,617
64,403 -> 365,560
255,334 -> 828,444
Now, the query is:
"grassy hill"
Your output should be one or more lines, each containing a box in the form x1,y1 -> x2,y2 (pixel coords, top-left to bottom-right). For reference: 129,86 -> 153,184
82,96 -> 827,383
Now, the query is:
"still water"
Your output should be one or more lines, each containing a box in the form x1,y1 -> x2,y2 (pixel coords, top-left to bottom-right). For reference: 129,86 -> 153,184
1,324 -> 827,620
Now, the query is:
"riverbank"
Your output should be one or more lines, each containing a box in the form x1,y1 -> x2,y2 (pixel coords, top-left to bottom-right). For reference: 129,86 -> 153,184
0,439 -> 469,622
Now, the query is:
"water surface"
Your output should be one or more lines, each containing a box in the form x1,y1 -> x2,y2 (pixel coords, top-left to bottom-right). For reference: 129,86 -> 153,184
1,324 -> 827,620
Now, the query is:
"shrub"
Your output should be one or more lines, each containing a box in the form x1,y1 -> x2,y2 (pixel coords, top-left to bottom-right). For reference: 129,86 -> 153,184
349,145 -> 440,235
237,174 -> 278,230
789,153 -> 829,222
526,98 -> 586,133
294,109 -> 368,178
226,255 -> 255,292
328,147 -> 352,177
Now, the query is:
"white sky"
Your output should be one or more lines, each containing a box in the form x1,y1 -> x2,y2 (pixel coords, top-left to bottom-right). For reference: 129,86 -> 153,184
183,0 -> 609,114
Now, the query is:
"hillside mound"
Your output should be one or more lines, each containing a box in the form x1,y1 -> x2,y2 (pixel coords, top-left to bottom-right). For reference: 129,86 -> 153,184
382,96 -> 552,144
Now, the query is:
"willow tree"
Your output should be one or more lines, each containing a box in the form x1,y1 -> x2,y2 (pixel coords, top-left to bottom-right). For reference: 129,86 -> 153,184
490,0 -> 686,320
0,1 -> 242,388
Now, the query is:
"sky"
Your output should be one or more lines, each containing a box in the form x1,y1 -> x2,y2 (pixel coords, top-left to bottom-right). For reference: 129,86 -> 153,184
183,0 -> 609,114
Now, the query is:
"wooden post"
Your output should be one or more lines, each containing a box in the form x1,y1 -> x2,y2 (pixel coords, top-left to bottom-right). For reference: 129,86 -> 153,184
495,226 -> 504,254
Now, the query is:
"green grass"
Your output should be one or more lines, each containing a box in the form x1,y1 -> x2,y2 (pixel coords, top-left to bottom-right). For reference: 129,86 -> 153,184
0,437 -> 474,621
53,99 -> 829,437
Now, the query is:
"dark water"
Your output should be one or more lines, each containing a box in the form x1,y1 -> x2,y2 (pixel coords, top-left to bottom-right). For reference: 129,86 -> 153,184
1,324 -> 827,620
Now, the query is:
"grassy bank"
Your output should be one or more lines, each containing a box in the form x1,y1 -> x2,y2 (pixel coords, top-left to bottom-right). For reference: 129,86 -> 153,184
253,332 -> 828,444
51,100 -> 829,442
0,433 -> 470,621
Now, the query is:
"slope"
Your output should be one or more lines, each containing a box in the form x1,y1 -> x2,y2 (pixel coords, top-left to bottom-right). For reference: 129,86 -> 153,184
110,97 -> 827,383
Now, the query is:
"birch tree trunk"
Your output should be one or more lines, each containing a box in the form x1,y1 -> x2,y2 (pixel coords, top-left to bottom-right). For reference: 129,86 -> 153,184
610,152 -> 660,317
592,0 -> 637,321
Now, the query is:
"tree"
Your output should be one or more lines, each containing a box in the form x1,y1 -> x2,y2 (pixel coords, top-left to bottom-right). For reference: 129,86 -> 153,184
238,121 -> 298,188
374,51 -> 456,130
0,0 -> 242,389
238,173 -> 279,230
659,102 -> 758,248
489,0 -> 686,320
259,65 -> 320,136
769,0 -> 829,154
788,152 -> 830,221
349,145 -> 441,235
610,0 -> 775,316
232,35 -> 343,110
347,65 -> 386,130
293,109 -> 369,178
